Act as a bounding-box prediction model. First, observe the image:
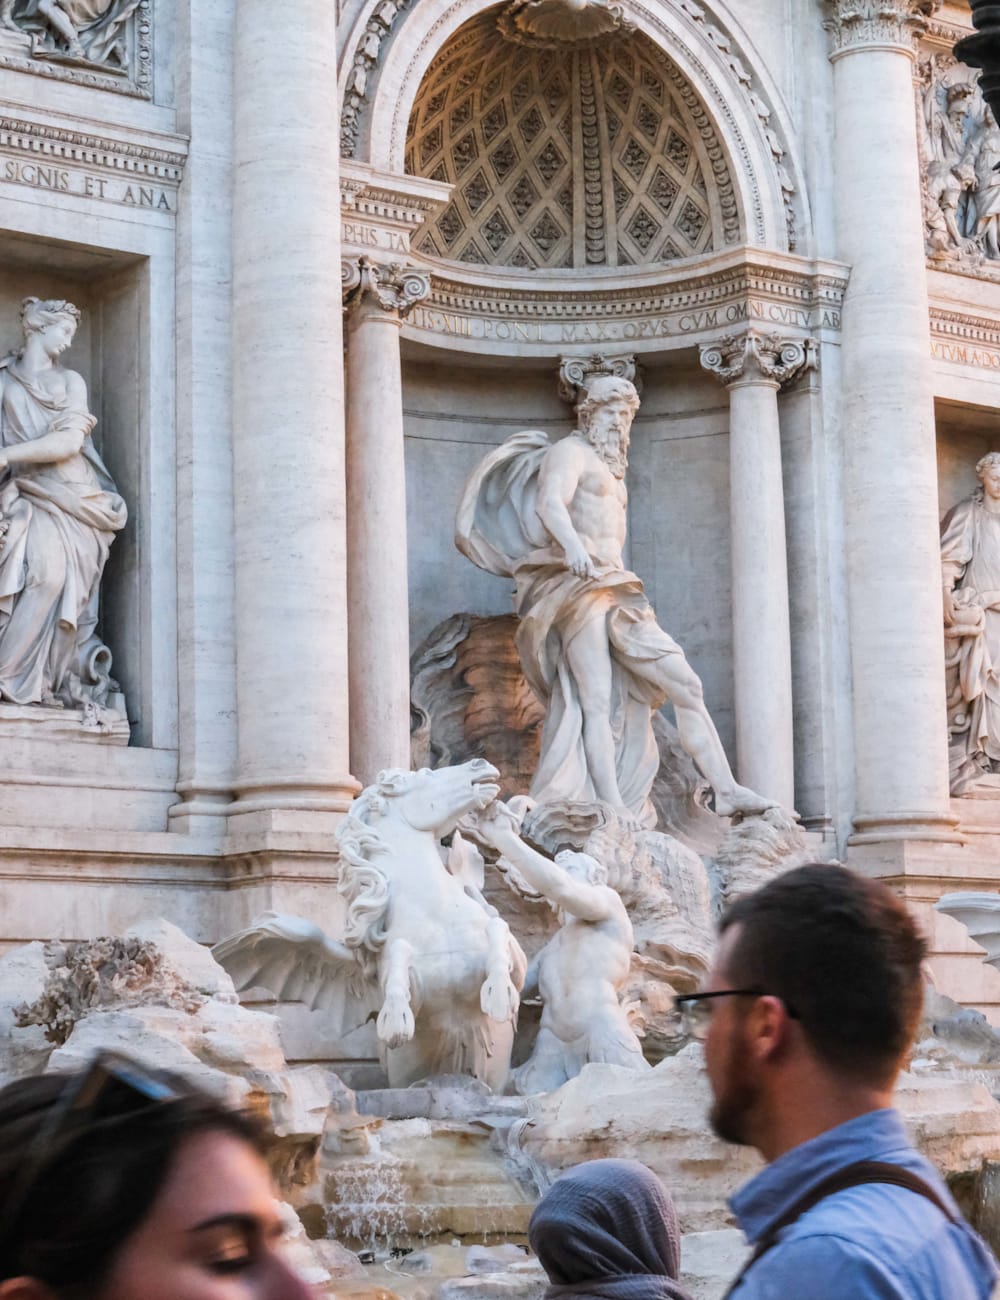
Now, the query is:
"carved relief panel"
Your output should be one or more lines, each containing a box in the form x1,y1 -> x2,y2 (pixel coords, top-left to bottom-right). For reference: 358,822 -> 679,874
919,45 -> 1000,274
0,0 -> 151,96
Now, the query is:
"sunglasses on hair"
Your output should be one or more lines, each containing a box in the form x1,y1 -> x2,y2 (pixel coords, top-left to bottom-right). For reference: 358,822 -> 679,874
0,1051 -> 182,1255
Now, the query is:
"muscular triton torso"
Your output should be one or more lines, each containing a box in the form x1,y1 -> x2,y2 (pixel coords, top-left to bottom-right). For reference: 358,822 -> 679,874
536,433 -> 628,571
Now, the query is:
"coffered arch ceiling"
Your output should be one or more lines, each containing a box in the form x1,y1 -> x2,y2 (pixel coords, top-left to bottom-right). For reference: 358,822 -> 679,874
404,8 -> 739,271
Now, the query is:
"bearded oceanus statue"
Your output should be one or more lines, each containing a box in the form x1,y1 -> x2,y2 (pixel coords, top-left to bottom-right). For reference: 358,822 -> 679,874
456,374 -> 775,826
214,761 -> 528,1090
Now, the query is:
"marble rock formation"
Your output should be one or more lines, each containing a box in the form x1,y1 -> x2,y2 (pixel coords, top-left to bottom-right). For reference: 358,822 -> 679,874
215,760 -> 529,1091
1,0 -> 139,67
942,451 -> 1000,794
456,374 -> 775,825
0,297 -> 127,733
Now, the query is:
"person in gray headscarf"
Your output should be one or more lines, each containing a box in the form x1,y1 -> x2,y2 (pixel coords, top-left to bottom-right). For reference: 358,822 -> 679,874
528,1158 -> 693,1300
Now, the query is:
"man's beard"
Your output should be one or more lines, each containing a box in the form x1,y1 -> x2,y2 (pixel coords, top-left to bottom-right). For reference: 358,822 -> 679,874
708,1032 -> 759,1147
588,431 -> 628,479
709,1077 -> 758,1147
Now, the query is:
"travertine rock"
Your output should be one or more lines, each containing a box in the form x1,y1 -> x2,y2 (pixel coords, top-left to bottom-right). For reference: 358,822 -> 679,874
0,941 -> 52,1085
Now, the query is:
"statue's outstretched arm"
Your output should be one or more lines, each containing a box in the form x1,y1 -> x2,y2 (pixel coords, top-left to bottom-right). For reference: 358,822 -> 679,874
470,805 -> 611,922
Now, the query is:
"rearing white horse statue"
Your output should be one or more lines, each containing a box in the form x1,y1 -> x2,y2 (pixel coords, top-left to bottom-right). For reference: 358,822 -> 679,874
213,759 -> 527,1089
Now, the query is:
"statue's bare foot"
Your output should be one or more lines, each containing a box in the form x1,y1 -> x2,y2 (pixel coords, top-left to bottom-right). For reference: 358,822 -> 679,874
715,784 -> 777,819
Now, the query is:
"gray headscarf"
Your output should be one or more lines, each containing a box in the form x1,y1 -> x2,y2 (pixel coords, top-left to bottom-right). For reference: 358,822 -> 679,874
528,1159 -> 694,1300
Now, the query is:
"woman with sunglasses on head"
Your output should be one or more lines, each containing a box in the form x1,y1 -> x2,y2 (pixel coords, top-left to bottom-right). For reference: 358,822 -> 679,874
0,1053 -> 315,1300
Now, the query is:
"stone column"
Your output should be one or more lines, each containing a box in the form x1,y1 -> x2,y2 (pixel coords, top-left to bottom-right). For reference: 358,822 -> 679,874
229,0 -> 357,823
826,0 -> 959,845
170,0 -> 238,835
343,258 -> 431,787
700,331 -> 814,811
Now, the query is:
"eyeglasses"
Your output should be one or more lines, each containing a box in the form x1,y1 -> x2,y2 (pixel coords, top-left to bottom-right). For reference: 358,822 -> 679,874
673,989 -> 798,1040
0,1051 -> 181,1258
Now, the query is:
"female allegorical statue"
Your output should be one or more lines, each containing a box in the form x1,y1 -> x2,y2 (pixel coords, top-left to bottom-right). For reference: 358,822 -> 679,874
942,451 -> 1000,792
0,297 -> 127,712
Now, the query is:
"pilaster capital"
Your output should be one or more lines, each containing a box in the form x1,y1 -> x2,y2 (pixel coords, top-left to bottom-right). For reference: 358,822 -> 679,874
557,353 -> 640,404
699,331 -> 819,388
823,0 -> 939,60
342,257 -> 431,319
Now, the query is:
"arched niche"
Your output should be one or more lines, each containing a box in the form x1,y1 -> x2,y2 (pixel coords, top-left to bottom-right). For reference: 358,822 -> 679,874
342,0 -> 811,257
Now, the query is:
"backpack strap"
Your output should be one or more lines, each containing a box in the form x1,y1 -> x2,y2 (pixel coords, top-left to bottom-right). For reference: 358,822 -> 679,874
724,1159 -> 959,1297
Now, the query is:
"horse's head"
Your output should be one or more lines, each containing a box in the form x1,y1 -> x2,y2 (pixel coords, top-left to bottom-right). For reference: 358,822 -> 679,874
360,759 -> 501,836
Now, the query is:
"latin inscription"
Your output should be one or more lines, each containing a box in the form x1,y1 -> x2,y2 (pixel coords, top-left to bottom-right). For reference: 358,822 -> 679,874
2,157 -> 174,212
341,220 -> 409,253
931,339 -> 1000,370
408,299 -> 842,344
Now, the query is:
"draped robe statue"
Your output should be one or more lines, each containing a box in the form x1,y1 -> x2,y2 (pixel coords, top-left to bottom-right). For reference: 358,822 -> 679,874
456,375 -> 773,824
0,297 -> 127,713
942,452 -> 1000,791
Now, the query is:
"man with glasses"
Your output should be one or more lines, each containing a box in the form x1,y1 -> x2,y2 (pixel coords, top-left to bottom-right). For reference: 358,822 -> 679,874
675,864 -> 998,1298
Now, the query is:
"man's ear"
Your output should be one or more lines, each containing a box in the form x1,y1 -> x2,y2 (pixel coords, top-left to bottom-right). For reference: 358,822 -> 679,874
748,994 -> 795,1063
0,1280 -> 58,1300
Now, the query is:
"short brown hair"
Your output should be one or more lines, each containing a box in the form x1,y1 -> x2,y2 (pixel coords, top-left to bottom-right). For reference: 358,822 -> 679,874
720,864 -> 927,1085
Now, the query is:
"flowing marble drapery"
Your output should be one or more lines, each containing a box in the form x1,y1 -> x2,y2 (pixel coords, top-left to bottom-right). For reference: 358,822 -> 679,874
941,492 -> 1000,784
0,358 -> 126,706
457,431 -> 676,825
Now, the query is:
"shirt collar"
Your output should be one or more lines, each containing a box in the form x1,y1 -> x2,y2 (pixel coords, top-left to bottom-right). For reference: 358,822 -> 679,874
729,1109 -> 913,1244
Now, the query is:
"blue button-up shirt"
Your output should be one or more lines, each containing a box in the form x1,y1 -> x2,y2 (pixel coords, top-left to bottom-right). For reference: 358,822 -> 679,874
727,1109 -> 999,1298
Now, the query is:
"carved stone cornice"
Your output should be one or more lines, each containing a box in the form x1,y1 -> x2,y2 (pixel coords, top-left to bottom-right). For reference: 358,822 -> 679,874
699,330 -> 819,386
342,257 -> 431,319
824,0 -> 940,60
557,354 -> 639,404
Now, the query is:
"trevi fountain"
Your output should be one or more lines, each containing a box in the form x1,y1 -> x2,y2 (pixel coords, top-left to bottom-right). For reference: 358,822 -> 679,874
5,0 -> 1000,1296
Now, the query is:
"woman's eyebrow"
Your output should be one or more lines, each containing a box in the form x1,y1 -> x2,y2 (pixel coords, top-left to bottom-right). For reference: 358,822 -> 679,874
189,1212 -> 284,1240
188,1213 -> 258,1234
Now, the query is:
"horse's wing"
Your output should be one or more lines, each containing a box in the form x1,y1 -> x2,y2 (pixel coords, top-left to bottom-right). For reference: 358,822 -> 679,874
212,911 -> 378,1033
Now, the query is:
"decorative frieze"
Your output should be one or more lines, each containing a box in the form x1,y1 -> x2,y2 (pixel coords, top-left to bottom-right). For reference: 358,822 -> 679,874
824,0 -> 939,59
401,251 -> 848,353
342,257 -> 432,318
0,113 -> 185,214
342,0 -> 413,158
699,330 -> 819,386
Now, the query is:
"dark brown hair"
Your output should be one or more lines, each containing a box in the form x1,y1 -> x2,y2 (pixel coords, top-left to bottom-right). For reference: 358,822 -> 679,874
0,1067 -> 268,1296
720,864 -> 927,1085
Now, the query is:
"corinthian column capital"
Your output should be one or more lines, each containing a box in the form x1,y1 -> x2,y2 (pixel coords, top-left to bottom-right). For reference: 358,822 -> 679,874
823,0 -> 939,60
700,331 -> 819,388
342,257 -> 431,319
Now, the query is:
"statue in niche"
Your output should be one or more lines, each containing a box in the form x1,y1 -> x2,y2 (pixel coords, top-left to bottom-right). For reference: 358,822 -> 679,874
941,452 -> 1000,794
1,0 -> 140,67
215,760 -> 529,1091
456,372 -> 775,826
469,798 -> 650,1094
0,297 -> 127,718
